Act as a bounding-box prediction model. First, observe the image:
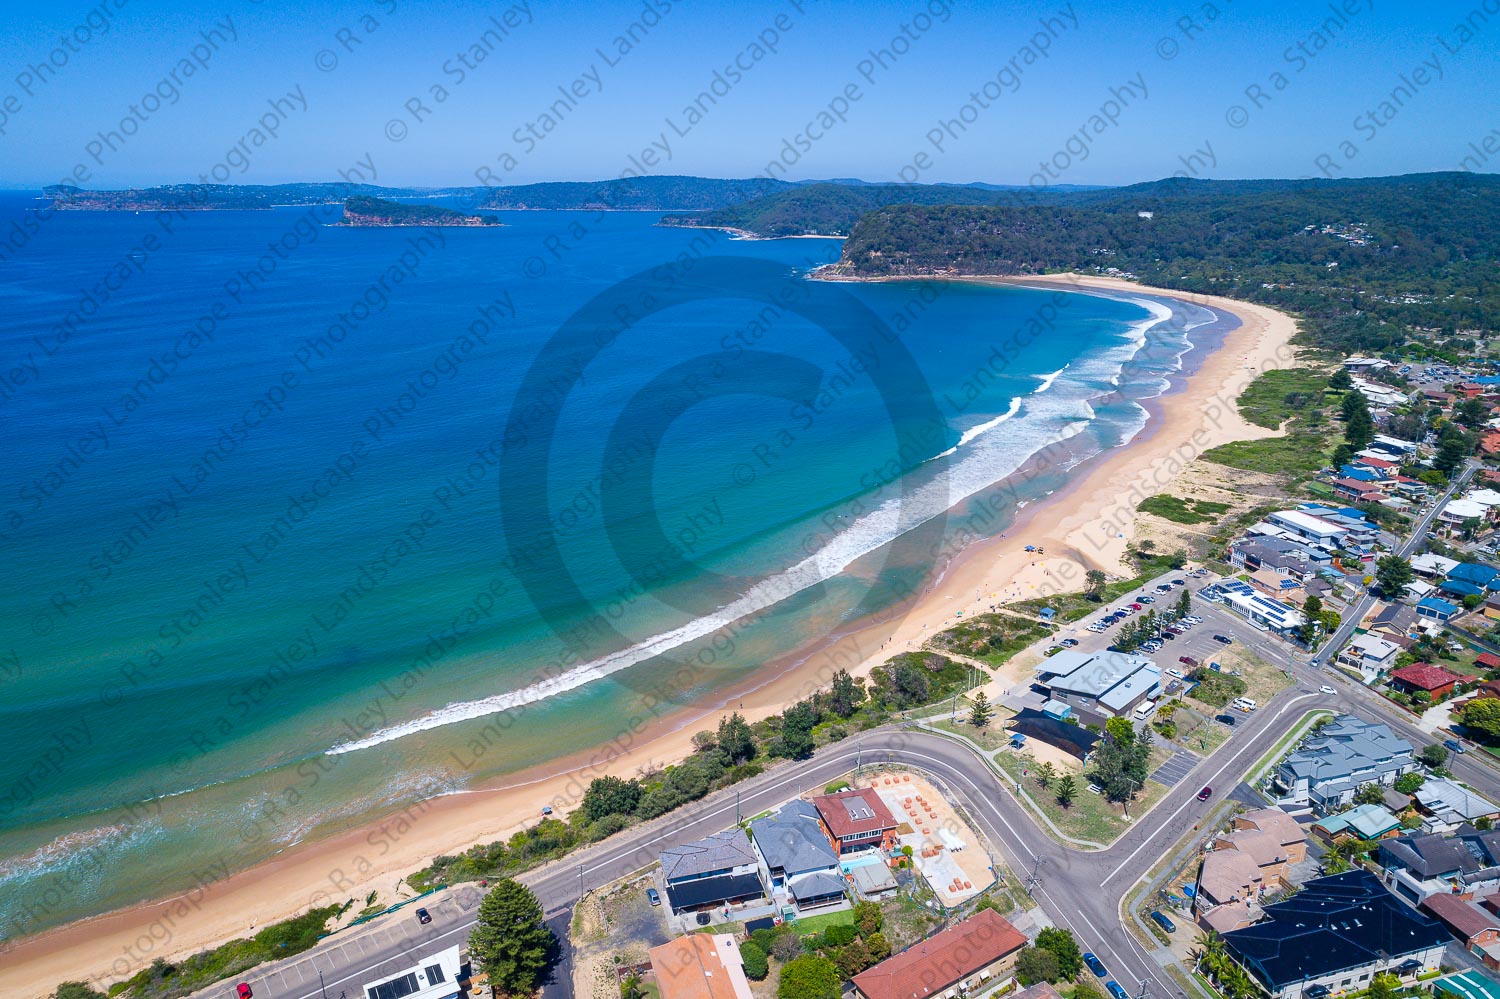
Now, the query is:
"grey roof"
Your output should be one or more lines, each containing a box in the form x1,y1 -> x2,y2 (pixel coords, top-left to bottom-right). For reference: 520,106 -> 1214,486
1379,828 -> 1500,879
1037,650 -> 1161,711
750,800 -> 839,875
787,870 -> 847,902
1372,603 -> 1420,632
1276,715 -> 1413,795
660,829 -> 757,882
1414,778 -> 1500,823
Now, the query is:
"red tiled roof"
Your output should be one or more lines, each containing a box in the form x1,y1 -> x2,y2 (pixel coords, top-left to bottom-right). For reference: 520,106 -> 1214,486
1477,653 -> 1500,669
1358,457 -> 1399,469
812,788 -> 897,841
851,909 -> 1026,999
1389,663 -> 1463,692
1422,893 -> 1500,942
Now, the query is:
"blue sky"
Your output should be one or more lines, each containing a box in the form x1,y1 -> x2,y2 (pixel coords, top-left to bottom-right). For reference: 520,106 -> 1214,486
0,0 -> 1495,188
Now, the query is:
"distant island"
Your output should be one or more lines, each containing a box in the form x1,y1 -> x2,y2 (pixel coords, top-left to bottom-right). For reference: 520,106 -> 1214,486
338,196 -> 500,227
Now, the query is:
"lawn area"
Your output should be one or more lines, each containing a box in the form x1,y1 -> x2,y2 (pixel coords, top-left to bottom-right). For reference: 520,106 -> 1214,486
1137,494 -> 1232,525
930,712 -> 1016,752
928,613 -> 1055,668
1218,643 -> 1296,704
1233,367 -> 1333,430
1156,700 -> 1231,755
1201,432 -> 1335,477
991,747 -> 1169,845
789,909 -> 854,936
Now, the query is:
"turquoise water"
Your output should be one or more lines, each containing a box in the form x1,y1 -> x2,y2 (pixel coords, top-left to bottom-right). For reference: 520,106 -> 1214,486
0,197 -> 1213,937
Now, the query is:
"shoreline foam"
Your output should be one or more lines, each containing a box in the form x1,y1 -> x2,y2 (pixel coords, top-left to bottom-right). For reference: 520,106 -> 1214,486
0,274 -> 1297,999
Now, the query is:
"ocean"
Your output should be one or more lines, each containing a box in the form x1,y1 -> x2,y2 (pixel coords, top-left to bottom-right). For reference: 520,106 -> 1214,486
0,195 -> 1219,938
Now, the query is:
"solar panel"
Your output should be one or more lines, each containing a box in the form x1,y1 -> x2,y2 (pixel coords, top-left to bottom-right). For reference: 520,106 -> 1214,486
424,965 -> 445,984
369,973 -> 421,999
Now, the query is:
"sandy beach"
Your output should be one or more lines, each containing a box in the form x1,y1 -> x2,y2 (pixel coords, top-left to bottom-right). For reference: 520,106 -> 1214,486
1,275 -> 1299,999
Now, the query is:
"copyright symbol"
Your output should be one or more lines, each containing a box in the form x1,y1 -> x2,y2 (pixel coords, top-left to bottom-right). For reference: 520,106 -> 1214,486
385,118 -> 408,142
1156,36 -> 1179,60
801,533 -> 821,555
731,463 -> 756,486
523,255 -> 547,278
1225,104 -> 1250,129
315,48 -> 339,72
31,612 -> 52,635
242,818 -> 263,842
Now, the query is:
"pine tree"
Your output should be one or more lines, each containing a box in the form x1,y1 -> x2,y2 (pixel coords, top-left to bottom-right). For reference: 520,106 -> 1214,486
1056,774 -> 1076,808
970,690 -> 993,728
468,879 -> 554,996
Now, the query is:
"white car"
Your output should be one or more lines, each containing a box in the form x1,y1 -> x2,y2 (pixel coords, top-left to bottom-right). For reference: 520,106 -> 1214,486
1320,685 -> 1335,694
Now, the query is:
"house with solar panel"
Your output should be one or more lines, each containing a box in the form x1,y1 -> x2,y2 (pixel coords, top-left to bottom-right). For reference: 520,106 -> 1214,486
1205,579 -> 1308,639
362,946 -> 462,999
658,829 -> 766,916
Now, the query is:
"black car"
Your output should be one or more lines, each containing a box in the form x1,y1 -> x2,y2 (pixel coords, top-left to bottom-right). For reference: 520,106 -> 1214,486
1150,910 -> 1176,933
415,907 -> 431,925
1212,634 -> 1233,644
1084,953 -> 1108,978
1216,713 -> 1236,726
1160,632 -> 1175,641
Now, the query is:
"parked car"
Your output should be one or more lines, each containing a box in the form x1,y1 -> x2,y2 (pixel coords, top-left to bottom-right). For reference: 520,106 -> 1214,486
1319,685 -> 1335,695
1140,595 -> 1155,604
416,907 -> 431,925
1085,953 -> 1108,978
1213,634 -> 1233,645
237,986 -> 253,999
1179,655 -> 1198,667
1197,785 -> 1212,801
1445,738 -> 1466,754
1171,578 -> 1186,586
646,888 -> 661,906
1166,668 -> 1184,679
1150,910 -> 1177,933
1130,602 -> 1143,610
1107,982 -> 1130,999
1160,631 -> 1175,641
1216,714 -> 1237,726
1062,638 -> 1080,648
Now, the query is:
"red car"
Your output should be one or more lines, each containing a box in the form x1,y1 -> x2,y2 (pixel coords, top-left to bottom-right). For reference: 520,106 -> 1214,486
1179,656 -> 1197,667
237,985 -> 253,999
1197,786 -> 1212,801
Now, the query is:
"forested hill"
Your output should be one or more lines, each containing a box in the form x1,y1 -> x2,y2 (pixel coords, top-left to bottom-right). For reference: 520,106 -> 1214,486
833,173 -> 1500,353
658,181 -> 1095,237
476,175 -> 795,210
338,197 -> 500,226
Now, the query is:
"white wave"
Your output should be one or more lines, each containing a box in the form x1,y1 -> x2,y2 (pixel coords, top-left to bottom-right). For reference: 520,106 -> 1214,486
932,396 -> 1023,460
327,300 -> 1174,756
0,821 -> 160,883
1033,365 -> 1068,394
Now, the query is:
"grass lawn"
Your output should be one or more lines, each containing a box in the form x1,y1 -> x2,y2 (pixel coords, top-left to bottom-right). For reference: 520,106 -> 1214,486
1201,432 -> 1336,477
931,714 -> 1016,752
1234,367 -> 1333,430
789,909 -> 854,935
992,749 -> 1168,845
1006,591 -> 1101,623
1138,494 -> 1232,525
928,613 -> 1055,668
1166,702 -> 1231,755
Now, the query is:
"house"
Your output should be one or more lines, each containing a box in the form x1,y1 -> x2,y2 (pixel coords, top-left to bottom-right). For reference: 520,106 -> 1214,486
1421,893 -> 1500,950
1334,478 -> 1378,502
649,934 -> 754,999
1233,807 -> 1309,863
1211,580 -> 1308,637
1336,634 -> 1401,683
1441,579 -> 1488,600
659,830 -> 765,915
1266,510 -> 1350,546
849,908 -> 1026,999
1412,553 -> 1462,578
749,800 -> 840,891
1372,434 -> 1421,457
1007,708 -> 1101,762
1250,568 -> 1305,598
1477,652 -> 1500,671
1485,596 -> 1500,622
362,946 -> 463,999
1368,603 -> 1420,643
1412,778 -> 1500,833
1480,430 -> 1500,457
1224,829 -> 1292,884
1033,650 -> 1162,724
811,788 -> 899,854
786,871 -> 848,911
1222,870 -> 1448,999
1379,828 -> 1500,903
1450,563 -> 1500,590
1417,596 -> 1461,622
1271,715 -> 1417,812
1440,500 -> 1489,535
1311,803 -> 1403,841
1388,664 -> 1468,700
1198,846 -> 1267,907
1231,537 -> 1318,578
1012,985 -> 1066,999
1476,679 -> 1500,701
850,862 -> 898,899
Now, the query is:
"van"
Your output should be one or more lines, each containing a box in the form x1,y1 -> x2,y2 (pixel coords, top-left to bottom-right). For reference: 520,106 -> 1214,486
1233,697 -> 1257,713
1133,699 -> 1158,720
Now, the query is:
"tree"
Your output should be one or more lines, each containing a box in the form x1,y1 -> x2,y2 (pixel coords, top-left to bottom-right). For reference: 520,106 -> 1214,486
1035,761 -> 1057,788
1094,718 -> 1150,802
468,879 -> 555,996
866,932 -> 892,961
970,690 -> 993,728
740,942 -> 769,980
777,701 -> 817,759
832,939 -> 873,977
1105,716 -> 1136,747
829,668 -> 863,717
1355,783 -> 1387,806
853,900 -> 883,937
1085,569 -> 1108,601
1056,774 -> 1077,808
1015,945 -> 1062,985
1395,772 -> 1426,794
1375,554 -> 1414,597
1340,387 -> 1368,422
581,775 -> 643,822
1346,405 -> 1375,449
1300,594 -> 1324,645
1419,742 -> 1450,768
691,730 -> 718,753
771,932 -> 804,962
1074,982 -> 1106,999
1368,972 -> 1402,999
717,712 -> 757,765
1175,590 -> 1191,619
777,956 -> 841,999
1329,367 -> 1352,390
1463,697 -> 1500,740
621,974 -> 646,999
1436,432 -> 1471,475
1035,927 -> 1083,979
51,985 -> 106,999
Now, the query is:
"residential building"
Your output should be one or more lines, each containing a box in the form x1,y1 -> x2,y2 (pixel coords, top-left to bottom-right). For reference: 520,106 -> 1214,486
1417,597 -> 1461,622
649,934 -> 754,999
1440,500 -> 1489,535
850,908 -> 1026,999
1412,779 -> 1500,833
1250,568 -> 1305,599
1477,652 -> 1500,671
1222,870 -> 1448,999
1336,634 -> 1401,683
1421,894 -> 1500,951
1388,664 -> 1470,700
850,863 -> 898,899
1198,846 -> 1267,908
659,830 -> 765,915
1449,563 -> 1500,590
362,947 -> 463,999
1271,715 -> 1416,812
1266,510 -> 1350,546
1032,649 -> 1162,724
1368,603 -> 1420,644
1412,553 -> 1462,578
749,800 -> 840,891
1232,808 -> 1309,864
1231,538 -> 1317,578
1379,828 -> 1500,903
811,788 -> 898,855
1311,803 -> 1403,842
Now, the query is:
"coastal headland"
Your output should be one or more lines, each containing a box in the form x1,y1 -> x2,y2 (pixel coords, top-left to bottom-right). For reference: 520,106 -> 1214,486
1,275 -> 1297,999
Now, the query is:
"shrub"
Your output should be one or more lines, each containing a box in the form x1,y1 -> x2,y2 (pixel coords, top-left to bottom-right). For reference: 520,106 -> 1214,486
740,943 -> 769,980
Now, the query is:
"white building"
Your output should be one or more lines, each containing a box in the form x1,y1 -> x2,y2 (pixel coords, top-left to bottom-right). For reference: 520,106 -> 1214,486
1034,650 -> 1161,723
363,946 -> 462,999
1336,634 -> 1400,683
1266,510 -> 1349,546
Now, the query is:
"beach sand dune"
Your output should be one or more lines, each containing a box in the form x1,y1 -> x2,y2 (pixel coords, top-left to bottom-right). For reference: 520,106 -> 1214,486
0,276 -> 1297,999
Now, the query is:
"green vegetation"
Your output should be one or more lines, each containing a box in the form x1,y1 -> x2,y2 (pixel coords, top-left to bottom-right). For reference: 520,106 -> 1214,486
928,612 -> 1053,665
1137,495 -> 1232,525
1188,670 -> 1249,708
1234,368 -> 1334,430
468,880 -> 555,997
100,906 -> 338,999
777,956 -> 842,999
1202,433 -> 1333,476
339,196 -> 499,226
